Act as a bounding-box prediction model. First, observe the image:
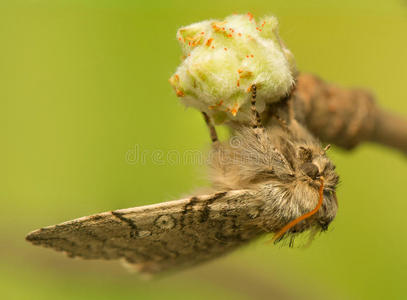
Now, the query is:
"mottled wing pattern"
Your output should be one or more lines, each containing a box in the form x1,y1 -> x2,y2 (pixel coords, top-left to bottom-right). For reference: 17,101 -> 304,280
26,190 -> 266,274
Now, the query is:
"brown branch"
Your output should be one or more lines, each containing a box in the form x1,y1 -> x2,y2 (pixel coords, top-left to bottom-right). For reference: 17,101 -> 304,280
284,73 -> 407,154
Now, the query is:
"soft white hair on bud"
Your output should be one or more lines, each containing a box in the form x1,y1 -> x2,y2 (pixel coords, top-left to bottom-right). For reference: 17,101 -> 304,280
169,13 -> 296,123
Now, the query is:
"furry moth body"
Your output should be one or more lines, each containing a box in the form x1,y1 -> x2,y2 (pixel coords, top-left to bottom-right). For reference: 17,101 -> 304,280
26,87 -> 339,275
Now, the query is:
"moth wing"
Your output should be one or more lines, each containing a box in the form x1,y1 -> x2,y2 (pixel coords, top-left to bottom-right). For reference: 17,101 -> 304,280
26,190 -> 265,274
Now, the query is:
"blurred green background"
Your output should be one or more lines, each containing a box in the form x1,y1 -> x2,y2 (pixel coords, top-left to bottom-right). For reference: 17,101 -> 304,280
1,1 -> 406,299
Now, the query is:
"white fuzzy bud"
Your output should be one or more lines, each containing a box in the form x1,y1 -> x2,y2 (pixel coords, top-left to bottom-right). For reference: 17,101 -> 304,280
169,13 -> 296,123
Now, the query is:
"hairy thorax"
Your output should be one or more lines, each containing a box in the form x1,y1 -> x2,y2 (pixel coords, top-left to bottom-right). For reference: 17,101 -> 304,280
209,121 -> 339,235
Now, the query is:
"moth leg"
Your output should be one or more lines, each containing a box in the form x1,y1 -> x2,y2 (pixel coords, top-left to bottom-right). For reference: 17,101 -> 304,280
250,84 -> 265,136
273,114 -> 289,131
268,98 -> 290,131
202,112 -> 218,143
287,93 -> 295,123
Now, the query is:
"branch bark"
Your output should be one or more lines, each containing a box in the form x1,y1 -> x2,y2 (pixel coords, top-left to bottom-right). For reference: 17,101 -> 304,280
282,73 -> 407,154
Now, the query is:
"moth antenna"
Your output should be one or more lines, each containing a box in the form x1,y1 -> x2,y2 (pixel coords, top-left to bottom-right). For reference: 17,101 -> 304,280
323,144 -> 331,153
250,84 -> 264,136
272,177 -> 325,243
201,111 -> 219,143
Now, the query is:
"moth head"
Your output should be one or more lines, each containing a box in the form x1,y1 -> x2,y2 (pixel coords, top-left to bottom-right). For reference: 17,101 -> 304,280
299,162 -> 319,180
270,143 -> 340,239
271,173 -> 338,244
297,145 -> 339,190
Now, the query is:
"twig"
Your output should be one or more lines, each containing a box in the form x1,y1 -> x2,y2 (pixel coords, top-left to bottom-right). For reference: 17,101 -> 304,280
268,73 -> 407,154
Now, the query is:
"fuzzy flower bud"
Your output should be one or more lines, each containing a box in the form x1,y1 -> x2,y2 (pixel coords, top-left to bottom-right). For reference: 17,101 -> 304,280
169,13 -> 296,123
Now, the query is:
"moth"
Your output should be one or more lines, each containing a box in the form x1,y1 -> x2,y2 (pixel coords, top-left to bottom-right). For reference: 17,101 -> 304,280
26,85 -> 339,275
